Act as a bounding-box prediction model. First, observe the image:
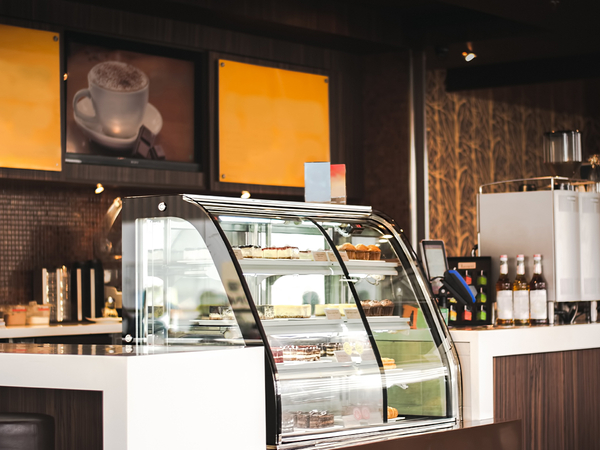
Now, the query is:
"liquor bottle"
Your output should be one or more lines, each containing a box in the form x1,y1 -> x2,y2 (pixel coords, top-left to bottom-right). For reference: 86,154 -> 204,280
529,254 -> 548,325
512,254 -> 530,326
495,255 -> 514,326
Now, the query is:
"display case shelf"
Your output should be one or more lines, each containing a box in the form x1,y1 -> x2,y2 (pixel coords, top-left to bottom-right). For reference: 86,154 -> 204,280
384,362 -> 448,388
238,258 -> 399,276
346,316 -> 410,333
262,317 -> 345,335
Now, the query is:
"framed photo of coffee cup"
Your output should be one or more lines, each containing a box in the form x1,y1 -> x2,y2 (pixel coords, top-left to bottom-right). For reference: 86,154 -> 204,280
65,32 -> 204,172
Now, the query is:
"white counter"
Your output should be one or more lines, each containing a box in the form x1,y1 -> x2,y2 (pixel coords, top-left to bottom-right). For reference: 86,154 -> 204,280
0,344 -> 265,450
0,322 -> 122,339
450,323 -> 600,421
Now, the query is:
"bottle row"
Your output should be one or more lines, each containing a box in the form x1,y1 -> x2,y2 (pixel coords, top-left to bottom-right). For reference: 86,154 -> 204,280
495,254 -> 548,326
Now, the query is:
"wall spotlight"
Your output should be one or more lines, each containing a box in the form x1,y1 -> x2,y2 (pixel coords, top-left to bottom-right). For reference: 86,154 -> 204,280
241,190 -> 251,199
462,51 -> 477,62
95,183 -> 104,194
462,42 -> 477,62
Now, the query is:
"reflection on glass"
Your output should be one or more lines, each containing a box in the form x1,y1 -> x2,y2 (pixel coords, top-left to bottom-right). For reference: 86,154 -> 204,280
323,220 -> 448,419
218,214 -> 384,435
135,217 -> 244,347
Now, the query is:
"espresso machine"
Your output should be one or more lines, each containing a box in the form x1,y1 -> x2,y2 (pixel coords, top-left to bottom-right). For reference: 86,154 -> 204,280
478,130 -> 599,324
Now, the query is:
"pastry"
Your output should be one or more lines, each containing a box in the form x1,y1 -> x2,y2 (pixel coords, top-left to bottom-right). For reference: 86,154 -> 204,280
367,244 -> 382,260
296,411 -> 335,428
368,300 -> 382,316
387,406 -> 398,419
273,304 -> 311,318
382,357 -> 396,369
314,303 -> 358,316
271,346 -> 284,363
337,243 -> 357,259
298,250 -> 313,260
381,299 -> 394,316
355,244 -> 369,260
263,247 -> 278,259
360,300 -> 372,316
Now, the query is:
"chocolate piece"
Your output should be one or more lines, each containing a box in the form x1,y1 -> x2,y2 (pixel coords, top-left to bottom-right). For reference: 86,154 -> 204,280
132,125 -> 156,159
150,144 -> 166,160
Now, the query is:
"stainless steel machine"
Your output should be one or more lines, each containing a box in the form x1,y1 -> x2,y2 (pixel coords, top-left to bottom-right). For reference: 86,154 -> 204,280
478,177 -> 600,324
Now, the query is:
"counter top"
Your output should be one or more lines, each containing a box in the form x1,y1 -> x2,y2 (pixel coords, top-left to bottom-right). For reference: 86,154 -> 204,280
0,322 -> 122,339
0,343 -> 265,450
449,322 -> 600,421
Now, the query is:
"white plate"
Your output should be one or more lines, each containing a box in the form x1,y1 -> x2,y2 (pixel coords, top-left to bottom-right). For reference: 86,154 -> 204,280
73,98 -> 163,150
86,317 -> 122,323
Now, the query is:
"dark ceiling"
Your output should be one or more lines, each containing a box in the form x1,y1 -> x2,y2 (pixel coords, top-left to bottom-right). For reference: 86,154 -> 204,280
388,0 -> 600,69
65,0 -> 600,89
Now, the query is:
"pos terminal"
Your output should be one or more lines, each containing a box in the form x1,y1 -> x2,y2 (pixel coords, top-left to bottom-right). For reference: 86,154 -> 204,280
419,240 -> 476,324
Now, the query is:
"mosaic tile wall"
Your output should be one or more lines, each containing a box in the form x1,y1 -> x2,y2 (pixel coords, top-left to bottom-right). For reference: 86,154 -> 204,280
426,71 -> 600,257
0,180 -> 119,305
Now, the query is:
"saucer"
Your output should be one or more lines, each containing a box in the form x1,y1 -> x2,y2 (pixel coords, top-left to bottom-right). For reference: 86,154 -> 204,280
73,97 -> 163,150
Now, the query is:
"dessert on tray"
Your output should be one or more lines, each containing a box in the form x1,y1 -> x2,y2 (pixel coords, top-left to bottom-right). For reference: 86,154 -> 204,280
273,304 -> 311,318
367,244 -> 381,260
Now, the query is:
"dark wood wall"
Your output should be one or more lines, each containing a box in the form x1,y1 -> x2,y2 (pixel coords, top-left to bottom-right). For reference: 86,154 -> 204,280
0,0 -> 413,305
426,70 -> 600,256
494,348 -> 600,450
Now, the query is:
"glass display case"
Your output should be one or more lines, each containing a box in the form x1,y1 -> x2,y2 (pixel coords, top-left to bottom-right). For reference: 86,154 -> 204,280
122,195 -> 461,449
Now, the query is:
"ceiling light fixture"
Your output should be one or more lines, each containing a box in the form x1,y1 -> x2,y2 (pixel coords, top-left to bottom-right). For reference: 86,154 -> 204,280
95,183 -> 104,194
240,190 -> 251,199
462,42 -> 477,62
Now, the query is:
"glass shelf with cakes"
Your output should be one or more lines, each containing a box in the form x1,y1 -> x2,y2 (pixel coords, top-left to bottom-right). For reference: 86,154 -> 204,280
122,195 -> 461,449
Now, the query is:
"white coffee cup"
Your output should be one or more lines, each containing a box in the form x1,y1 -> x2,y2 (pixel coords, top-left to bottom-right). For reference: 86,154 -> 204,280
73,61 -> 149,139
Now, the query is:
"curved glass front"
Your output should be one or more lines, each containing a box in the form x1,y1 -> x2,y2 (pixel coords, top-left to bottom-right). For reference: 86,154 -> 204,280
321,217 -> 454,421
126,209 -> 253,347
216,214 -> 384,438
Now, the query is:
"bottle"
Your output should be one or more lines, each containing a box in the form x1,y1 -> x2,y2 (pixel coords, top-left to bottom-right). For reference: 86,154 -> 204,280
512,254 -> 530,326
529,254 -> 548,325
463,270 -> 473,286
495,255 -> 514,326
476,303 -> 487,321
461,305 -> 472,322
476,286 -> 487,304
448,298 -> 458,323
477,270 -> 487,287
438,296 -> 449,325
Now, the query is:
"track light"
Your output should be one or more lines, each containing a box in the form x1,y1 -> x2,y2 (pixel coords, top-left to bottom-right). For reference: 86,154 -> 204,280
462,42 -> 477,62
240,190 -> 251,199
95,183 -> 104,194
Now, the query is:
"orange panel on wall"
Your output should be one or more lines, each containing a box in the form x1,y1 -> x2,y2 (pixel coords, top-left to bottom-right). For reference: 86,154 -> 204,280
0,24 -> 61,171
218,59 -> 330,187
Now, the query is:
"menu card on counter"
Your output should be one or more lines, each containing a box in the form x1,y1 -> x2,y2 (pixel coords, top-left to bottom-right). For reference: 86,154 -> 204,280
325,308 -> 342,320
312,251 -> 328,262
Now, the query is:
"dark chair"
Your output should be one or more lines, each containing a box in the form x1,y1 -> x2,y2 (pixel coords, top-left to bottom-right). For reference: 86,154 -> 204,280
0,413 -> 55,450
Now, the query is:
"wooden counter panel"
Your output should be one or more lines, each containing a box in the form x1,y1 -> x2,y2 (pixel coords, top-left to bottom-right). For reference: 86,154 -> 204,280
0,386 -> 103,450
494,348 -> 600,450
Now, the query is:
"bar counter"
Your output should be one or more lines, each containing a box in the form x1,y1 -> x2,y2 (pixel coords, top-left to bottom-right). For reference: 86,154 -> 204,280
451,322 -> 600,450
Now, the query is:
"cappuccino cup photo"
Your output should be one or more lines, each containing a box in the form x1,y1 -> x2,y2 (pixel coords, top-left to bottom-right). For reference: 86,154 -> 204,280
73,61 -> 149,138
